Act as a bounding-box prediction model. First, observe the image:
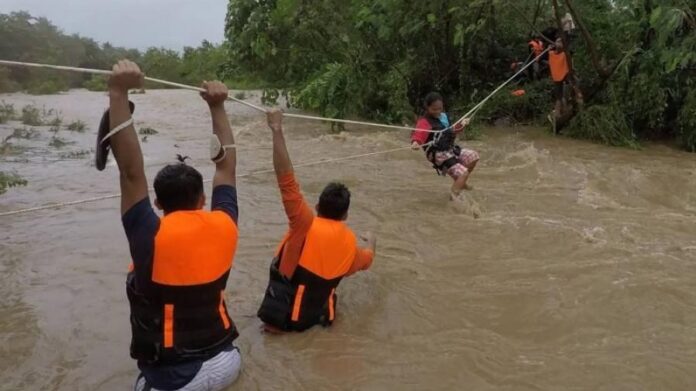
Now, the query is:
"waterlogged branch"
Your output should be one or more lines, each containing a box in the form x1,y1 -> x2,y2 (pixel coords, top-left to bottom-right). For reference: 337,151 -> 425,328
507,0 -> 555,45
551,0 -> 564,41
680,1 -> 696,30
551,0 -> 574,75
531,0 -> 544,35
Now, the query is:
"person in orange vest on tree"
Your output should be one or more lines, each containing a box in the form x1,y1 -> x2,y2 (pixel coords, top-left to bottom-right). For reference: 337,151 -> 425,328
257,109 -> 377,333
528,35 -> 546,80
548,37 -> 571,131
97,60 -> 242,391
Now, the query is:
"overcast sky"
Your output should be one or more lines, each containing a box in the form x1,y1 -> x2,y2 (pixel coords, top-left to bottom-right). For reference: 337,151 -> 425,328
0,0 -> 229,50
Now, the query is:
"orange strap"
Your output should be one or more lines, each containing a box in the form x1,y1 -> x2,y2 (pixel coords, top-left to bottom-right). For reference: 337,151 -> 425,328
291,284 -> 306,322
328,288 -> 336,321
219,291 -> 230,330
163,304 -> 174,348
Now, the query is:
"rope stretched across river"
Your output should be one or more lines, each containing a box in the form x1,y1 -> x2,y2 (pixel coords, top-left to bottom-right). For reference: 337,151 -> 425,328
0,144 -> 418,217
0,49 -> 548,134
0,60 -> 439,134
0,49 -> 548,217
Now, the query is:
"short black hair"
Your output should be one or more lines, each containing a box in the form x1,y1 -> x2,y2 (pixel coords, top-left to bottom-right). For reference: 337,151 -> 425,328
424,92 -> 444,108
153,163 -> 204,213
317,182 -> 350,220
542,27 -> 559,42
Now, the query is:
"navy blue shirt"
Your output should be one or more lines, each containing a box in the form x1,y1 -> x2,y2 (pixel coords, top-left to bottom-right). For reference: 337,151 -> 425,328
122,185 -> 238,390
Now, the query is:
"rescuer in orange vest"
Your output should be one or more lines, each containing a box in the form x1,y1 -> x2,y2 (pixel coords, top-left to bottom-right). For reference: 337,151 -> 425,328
97,60 -> 242,391
548,37 -> 571,130
257,109 -> 378,333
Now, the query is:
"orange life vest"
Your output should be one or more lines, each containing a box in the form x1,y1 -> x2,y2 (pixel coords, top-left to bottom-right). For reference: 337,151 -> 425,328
258,217 -> 357,331
528,39 -> 544,60
549,50 -> 570,82
128,210 -> 239,364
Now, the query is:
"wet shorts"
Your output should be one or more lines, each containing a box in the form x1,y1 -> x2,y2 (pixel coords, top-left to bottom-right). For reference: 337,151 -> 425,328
433,148 -> 480,179
553,79 -> 567,101
134,348 -> 242,391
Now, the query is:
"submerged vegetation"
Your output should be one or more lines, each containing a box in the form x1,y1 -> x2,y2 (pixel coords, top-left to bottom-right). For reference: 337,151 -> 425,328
0,171 -> 26,195
0,103 -> 88,194
0,101 -> 15,123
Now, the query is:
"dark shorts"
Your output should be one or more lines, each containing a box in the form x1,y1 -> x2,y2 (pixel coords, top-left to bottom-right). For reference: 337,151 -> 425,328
553,79 -> 567,101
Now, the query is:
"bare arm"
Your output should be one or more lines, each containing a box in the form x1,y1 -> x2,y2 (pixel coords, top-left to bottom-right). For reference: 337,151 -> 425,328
201,82 -> 236,188
107,60 -> 147,215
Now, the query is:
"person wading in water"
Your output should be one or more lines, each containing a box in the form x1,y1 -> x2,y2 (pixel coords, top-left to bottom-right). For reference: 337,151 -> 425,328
257,109 -> 377,333
98,60 -> 242,391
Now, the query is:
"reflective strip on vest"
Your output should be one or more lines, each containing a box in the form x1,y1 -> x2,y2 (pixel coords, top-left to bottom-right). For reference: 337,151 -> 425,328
164,304 -> 174,348
328,288 -> 336,321
291,284 -> 306,321
219,291 -> 230,330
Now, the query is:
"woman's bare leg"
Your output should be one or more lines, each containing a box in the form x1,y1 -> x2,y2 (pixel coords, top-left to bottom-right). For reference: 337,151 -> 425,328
450,169 -> 470,198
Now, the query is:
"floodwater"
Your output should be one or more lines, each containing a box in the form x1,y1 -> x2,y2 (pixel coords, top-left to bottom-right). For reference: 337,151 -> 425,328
1,89 -> 695,390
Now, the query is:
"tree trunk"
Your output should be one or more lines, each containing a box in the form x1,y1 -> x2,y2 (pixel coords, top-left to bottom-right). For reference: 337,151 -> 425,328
551,0 -> 581,129
530,0 -> 544,36
562,0 -> 609,78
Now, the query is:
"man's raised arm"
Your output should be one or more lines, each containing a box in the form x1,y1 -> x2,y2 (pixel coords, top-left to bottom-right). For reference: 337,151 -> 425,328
107,60 -> 147,215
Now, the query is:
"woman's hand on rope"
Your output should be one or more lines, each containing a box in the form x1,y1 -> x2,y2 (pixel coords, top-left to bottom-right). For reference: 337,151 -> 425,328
200,81 -> 229,108
454,117 -> 471,133
266,109 -> 283,133
454,117 -> 471,130
108,60 -> 144,94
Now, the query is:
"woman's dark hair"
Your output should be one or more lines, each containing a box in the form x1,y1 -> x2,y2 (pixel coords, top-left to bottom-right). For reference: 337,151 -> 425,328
542,27 -> 559,42
424,92 -> 444,108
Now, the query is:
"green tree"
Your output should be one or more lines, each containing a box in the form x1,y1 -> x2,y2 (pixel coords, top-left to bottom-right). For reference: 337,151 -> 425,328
224,0 -> 696,151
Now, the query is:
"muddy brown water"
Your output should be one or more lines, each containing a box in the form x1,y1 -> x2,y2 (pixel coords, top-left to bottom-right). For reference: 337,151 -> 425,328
1,89 -> 696,390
